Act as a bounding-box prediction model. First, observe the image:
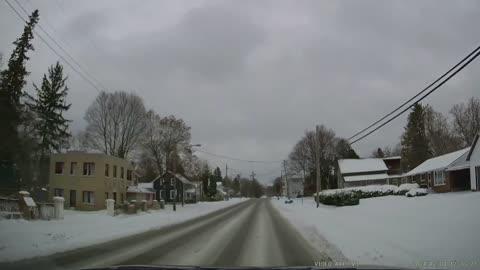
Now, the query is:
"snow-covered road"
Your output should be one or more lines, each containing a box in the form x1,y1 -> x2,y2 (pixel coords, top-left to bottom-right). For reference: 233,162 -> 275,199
0,199 -> 331,269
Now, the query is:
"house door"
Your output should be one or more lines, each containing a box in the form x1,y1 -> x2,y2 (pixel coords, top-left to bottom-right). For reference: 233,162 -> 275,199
70,190 -> 76,207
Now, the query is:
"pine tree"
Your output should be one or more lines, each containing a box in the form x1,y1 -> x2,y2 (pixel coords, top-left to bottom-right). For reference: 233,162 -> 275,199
213,167 -> 222,182
401,103 -> 431,172
200,164 -> 210,198
29,62 -> 71,157
0,10 -> 39,161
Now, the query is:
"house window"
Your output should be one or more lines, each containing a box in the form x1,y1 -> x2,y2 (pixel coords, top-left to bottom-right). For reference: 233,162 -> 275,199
113,192 -> 117,203
170,179 -> 175,186
105,164 -> 110,177
120,167 -> 124,179
55,162 -> 64,175
113,165 -> 117,178
170,190 -> 176,199
54,188 -> 64,197
127,170 -> 132,181
105,192 -> 109,199
401,178 -> 407,184
70,162 -> 77,175
82,191 -> 95,204
434,171 -> 446,186
83,162 -> 95,176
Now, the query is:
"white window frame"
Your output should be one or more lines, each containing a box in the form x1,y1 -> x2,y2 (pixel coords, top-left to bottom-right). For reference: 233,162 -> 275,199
83,162 -> 95,176
82,191 -> 95,204
170,190 -> 176,199
434,170 -> 446,186
170,179 -> 175,186
55,162 -> 64,175
70,162 -> 77,176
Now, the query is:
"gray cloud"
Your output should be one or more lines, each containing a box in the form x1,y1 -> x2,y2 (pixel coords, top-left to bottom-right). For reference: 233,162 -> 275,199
1,0 -> 479,182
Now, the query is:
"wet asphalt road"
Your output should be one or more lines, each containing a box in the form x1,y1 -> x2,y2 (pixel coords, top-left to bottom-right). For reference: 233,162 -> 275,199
0,198 -> 330,269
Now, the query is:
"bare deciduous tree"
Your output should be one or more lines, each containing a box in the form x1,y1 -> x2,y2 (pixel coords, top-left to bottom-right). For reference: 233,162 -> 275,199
288,125 -> 336,180
383,143 -> 402,157
450,97 -> 480,146
159,115 -> 191,170
142,111 -> 165,174
84,91 -> 147,158
425,105 -> 463,156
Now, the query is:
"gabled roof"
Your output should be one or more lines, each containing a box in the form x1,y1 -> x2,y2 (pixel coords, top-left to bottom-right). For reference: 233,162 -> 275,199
149,171 -> 194,186
466,133 -> 479,161
127,185 -> 155,194
405,147 -> 470,176
338,158 -> 388,174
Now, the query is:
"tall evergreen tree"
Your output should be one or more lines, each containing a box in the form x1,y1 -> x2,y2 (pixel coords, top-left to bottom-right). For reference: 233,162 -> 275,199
200,163 -> 211,198
0,10 -> 39,161
213,167 -> 222,183
401,103 -> 431,172
29,62 -> 71,157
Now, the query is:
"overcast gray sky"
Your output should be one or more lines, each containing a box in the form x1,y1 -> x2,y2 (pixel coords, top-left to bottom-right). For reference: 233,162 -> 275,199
1,0 -> 479,183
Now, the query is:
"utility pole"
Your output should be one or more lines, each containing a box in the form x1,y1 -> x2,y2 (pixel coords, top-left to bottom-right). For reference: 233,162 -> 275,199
225,163 -> 228,180
172,146 -> 177,211
280,165 -> 283,197
316,125 -> 321,208
283,160 -> 289,199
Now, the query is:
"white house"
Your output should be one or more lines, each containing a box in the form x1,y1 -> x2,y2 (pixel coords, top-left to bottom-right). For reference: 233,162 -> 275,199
337,158 -> 389,188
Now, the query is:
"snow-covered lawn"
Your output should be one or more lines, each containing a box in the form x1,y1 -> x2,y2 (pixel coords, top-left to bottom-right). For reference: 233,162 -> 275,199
0,198 -> 247,262
273,192 -> 480,269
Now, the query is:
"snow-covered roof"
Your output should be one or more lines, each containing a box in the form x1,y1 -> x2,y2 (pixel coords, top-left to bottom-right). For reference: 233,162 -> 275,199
338,158 -> 388,174
405,147 -> 470,176
127,185 -> 155,194
383,156 -> 401,161
138,182 -> 153,189
343,173 -> 389,182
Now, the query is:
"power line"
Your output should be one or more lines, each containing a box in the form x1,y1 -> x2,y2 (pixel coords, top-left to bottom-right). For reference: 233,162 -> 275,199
4,0 -> 103,92
349,48 -> 480,145
12,0 -> 108,91
195,149 -> 282,164
347,43 -> 480,142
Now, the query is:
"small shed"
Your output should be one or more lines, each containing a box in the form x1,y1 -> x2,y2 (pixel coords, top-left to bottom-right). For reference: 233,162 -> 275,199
127,184 -> 155,205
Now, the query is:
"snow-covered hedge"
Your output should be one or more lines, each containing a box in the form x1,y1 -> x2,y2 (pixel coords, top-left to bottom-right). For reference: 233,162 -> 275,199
405,188 -> 428,197
316,184 -> 425,206
318,192 -> 359,206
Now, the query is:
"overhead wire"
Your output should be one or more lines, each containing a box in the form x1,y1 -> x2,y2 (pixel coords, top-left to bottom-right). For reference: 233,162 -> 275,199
12,0 -> 108,91
348,47 -> 480,145
347,43 -> 480,142
4,0 -> 103,92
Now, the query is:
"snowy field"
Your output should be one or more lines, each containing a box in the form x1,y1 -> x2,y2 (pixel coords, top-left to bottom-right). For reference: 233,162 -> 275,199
0,198 -> 247,262
273,192 -> 480,269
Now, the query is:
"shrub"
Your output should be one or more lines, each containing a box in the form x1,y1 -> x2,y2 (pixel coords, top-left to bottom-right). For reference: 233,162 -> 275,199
318,192 -> 359,206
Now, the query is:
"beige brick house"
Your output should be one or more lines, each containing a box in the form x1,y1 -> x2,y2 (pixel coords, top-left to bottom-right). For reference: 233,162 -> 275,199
49,151 -> 135,210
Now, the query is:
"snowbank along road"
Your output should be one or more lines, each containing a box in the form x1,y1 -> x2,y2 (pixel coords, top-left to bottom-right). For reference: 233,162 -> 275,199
0,198 -> 331,269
